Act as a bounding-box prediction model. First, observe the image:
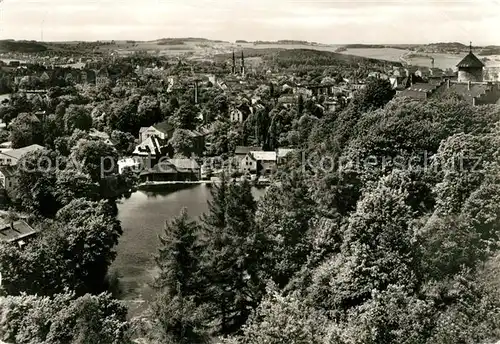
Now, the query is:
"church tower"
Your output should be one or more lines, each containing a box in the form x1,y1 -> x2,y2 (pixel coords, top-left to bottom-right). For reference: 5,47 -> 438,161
457,42 -> 484,83
240,51 -> 245,76
231,50 -> 236,74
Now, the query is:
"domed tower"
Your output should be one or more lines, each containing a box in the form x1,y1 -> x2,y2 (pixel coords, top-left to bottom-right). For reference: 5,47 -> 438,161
457,42 -> 484,82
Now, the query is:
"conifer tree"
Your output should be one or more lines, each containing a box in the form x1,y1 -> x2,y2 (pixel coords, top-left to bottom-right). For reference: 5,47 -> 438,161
201,178 -> 264,334
151,208 -> 208,344
154,208 -> 203,298
256,173 -> 317,288
201,173 -> 229,232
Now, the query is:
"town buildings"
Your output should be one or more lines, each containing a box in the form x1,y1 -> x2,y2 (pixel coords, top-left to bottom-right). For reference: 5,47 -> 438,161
398,46 -> 500,106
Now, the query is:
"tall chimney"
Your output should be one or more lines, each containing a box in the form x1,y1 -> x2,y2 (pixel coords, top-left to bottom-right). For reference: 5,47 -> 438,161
447,79 -> 450,88
468,81 -> 471,90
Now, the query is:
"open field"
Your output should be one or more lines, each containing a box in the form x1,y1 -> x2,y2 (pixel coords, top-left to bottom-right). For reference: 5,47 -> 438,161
236,42 -> 341,52
340,48 -> 408,62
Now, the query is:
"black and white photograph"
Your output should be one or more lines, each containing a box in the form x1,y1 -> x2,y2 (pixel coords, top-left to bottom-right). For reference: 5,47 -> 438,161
0,0 -> 500,343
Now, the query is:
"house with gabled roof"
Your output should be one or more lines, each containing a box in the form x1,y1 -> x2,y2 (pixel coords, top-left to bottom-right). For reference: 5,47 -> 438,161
139,158 -> 200,183
240,150 -> 277,175
398,81 -> 446,100
133,136 -> 169,158
139,121 -> 175,143
234,146 -> 261,162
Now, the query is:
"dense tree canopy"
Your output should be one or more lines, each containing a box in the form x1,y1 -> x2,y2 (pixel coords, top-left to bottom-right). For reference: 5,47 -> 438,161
0,199 -> 122,296
0,292 -> 131,344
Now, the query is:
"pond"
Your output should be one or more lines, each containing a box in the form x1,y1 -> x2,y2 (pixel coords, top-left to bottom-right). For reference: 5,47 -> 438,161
112,184 -> 266,305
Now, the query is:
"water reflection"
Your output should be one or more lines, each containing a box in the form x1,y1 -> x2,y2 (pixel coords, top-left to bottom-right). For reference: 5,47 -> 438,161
112,184 -> 265,302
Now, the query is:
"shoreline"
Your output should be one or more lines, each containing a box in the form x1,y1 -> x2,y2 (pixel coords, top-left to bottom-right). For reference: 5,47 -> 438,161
136,178 -> 271,190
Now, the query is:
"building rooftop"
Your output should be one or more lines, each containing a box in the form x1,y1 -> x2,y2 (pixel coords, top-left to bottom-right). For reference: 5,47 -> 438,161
133,137 -> 167,156
457,52 -> 485,68
0,219 -> 37,243
250,151 -> 277,162
170,159 -> 200,172
446,82 -> 492,104
152,121 -> 175,135
277,148 -> 295,159
0,144 -> 44,161
235,146 -> 261,155
88,128 -> 110,140
406,83 -> 440,93
140,161 -> 177,176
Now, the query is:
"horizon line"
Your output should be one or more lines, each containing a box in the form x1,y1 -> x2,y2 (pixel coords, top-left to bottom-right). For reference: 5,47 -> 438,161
1,37 -> 498,47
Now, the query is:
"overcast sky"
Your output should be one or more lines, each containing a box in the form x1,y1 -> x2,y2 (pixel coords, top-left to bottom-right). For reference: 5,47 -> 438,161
0,0 -> 499,44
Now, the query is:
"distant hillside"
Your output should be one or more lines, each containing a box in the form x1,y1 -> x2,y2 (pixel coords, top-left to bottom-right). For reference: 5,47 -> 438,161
213,48 -> 402,70
345,44 -> 387,49
425,42 -> 468,50
269,48 -> 402,67
254,40 -> 318,46
153,37 -> 227,43
156,38 -> 186,46
214,48 -> 283,62
344,44 -> 416,50
216,48 -> 403,67
479,46 -> 500,56
0,40 -> 48,53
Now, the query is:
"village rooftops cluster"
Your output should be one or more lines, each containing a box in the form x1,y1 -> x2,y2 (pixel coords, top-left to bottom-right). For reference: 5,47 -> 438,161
394,48 -> 500,106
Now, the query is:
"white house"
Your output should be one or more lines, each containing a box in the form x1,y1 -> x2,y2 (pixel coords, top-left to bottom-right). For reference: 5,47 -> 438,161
0,166 -> 16,194
133,136 -> 167,158
240,151 -> 277,175
250,151 -> 277,174
138,121 -> 174,143
118,158 -> 142,174
230,108 -> 245,123
240,153 -> 258,174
